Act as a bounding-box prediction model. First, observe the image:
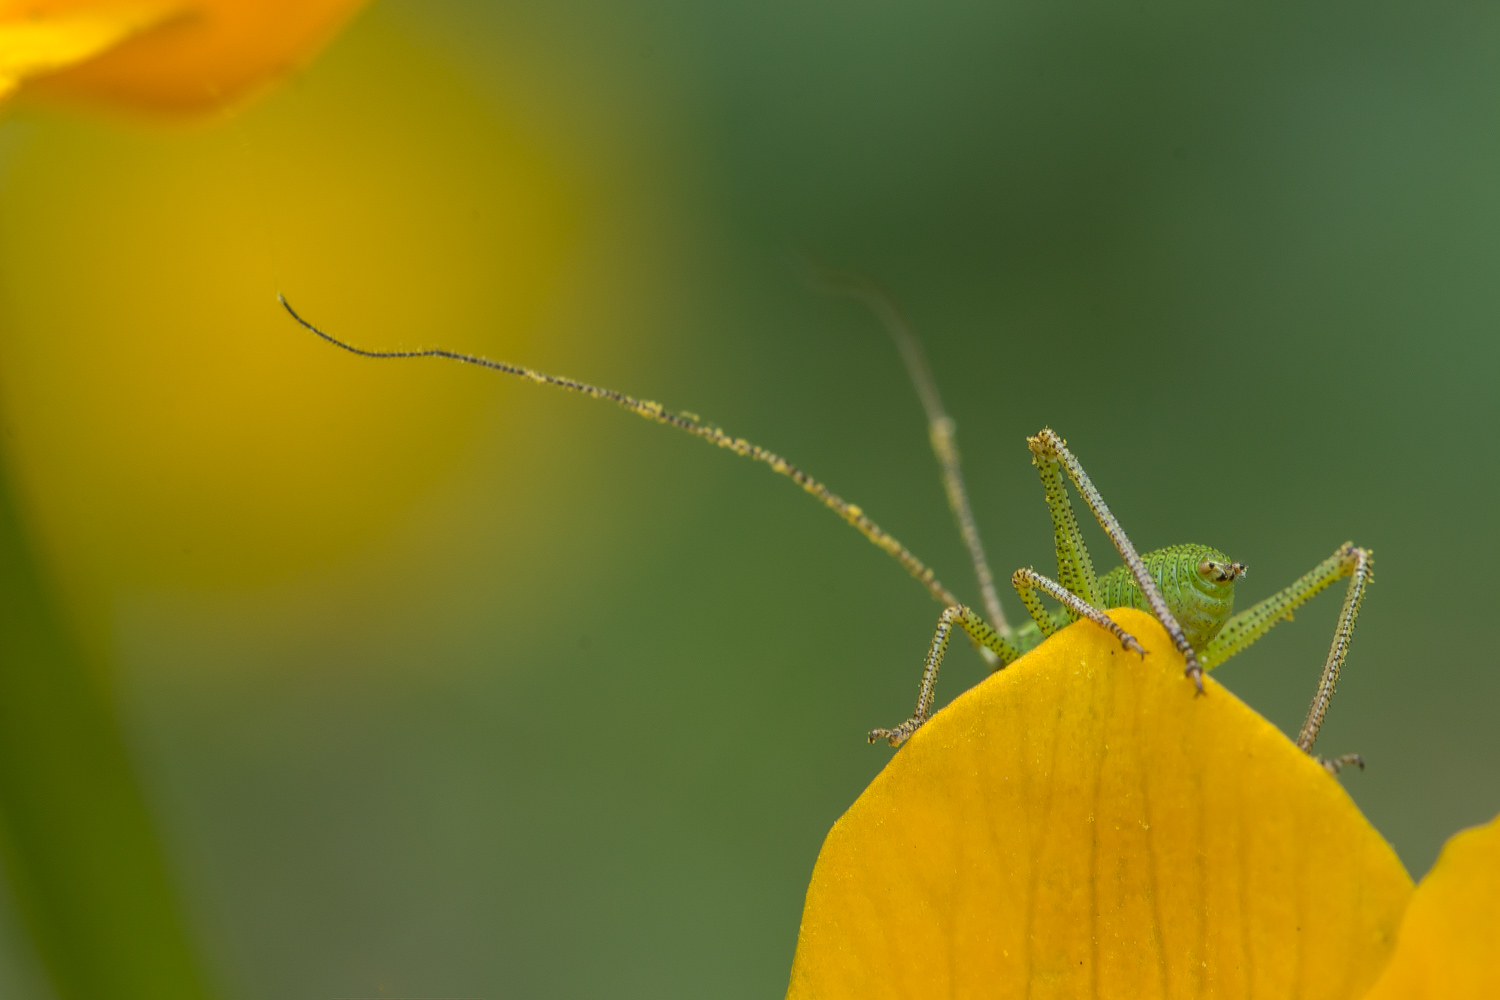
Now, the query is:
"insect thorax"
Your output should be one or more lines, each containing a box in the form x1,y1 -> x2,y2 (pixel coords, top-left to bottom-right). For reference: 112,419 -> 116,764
1097,543 -> 1240,651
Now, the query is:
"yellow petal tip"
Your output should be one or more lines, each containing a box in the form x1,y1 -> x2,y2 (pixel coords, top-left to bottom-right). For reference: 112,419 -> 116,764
788,609 -> 1411,1000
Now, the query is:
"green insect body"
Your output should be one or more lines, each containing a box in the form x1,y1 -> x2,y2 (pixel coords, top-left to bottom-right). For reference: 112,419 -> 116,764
1010,544 -> 1240,655
281,276 -> 1372,777
1097,544 -> 1242,652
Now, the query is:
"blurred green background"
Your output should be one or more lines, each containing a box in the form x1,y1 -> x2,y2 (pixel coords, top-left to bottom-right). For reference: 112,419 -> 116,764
0,0 -> 1498,996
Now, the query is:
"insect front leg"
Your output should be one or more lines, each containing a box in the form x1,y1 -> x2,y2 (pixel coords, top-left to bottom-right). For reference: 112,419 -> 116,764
1011,568 -> 1145,655
869,606 -> 1020,748
1201,543 -> 1373,770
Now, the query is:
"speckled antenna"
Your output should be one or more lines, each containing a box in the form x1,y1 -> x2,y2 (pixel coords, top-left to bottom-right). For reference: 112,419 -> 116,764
279,294 -> 962,609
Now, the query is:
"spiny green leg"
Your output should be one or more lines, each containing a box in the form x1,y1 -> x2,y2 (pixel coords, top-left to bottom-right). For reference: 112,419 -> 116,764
869,605 -> 1021,747
1296,546 -> 1370,764
1030,439 -> 1099,611
1011,568 -> 1145,655
1028,429 -> 1207,691
1202,543 -> 1373,772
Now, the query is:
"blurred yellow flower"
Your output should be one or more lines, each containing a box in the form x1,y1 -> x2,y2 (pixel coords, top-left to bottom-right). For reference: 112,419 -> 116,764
0,0 -> 367,114
787,608 -> 1495,999
0,12 -> 590,596
1362,810 -> 1500,999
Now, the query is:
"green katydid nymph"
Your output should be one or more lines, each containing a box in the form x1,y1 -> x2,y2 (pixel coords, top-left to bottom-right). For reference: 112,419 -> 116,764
279,279 -> 1370,775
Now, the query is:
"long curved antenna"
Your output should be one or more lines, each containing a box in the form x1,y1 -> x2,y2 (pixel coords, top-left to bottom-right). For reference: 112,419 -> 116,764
280,294 -> 961,609
806,267 -> 1011,640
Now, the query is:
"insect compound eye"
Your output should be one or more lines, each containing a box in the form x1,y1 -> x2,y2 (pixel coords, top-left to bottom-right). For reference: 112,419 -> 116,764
1197,559 -> 1245,582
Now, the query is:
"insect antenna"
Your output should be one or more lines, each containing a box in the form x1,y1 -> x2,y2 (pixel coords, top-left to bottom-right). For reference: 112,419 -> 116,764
279,293 -> 962,609
805,266 -> 1011,641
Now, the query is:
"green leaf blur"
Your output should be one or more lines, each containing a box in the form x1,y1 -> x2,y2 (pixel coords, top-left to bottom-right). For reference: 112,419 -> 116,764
0,459 -> 208,998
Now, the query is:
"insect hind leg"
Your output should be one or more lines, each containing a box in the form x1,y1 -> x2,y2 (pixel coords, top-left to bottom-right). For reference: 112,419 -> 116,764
1296,544 -> 1372,759
1028,429 -> 1207,691
1201,542 -> 1373,772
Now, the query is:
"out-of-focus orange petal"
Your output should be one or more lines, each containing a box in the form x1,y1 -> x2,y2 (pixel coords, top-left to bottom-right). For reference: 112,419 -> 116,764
787,608 -> 1413,1000
1360,811 -> 1500,1000
0,3 -> 173,98
1,0 -> 368,115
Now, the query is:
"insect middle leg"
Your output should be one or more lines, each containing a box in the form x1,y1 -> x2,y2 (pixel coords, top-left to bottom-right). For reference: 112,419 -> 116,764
1202,542 -> 1373,771
869,606 -> 1021,747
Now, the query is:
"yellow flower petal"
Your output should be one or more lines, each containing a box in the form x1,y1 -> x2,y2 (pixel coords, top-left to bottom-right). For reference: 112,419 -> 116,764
0,0 -> 368,115
787,608 -> 1412,1000
0,3 -> 175,97
1360,811 -> 1500,999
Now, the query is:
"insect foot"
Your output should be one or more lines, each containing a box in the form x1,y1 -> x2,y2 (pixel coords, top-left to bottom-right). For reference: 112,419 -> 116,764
1096,618 -> 1147,659
1320,753 -> 1365,776
868,719 -> 924,748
